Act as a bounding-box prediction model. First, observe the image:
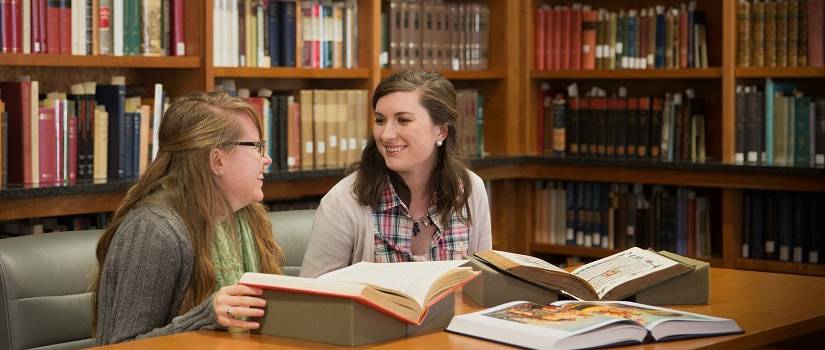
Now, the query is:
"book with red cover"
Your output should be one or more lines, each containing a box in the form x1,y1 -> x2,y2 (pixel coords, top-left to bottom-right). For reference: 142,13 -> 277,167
171,0 -> 185,55
544,6 -> 553,70
809,0 -> 824,66
38,107 -> 57,187
239,260 -> 476,325
561,7 -> 570,70
570,5 -> 582,70
46,0 -> 60,53
0,81 -> 32,186
581,9 -> 597,70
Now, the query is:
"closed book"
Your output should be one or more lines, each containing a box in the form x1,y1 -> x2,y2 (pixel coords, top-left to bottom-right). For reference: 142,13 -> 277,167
738,0 -> 751,67
59,0 -> 70,53
735,85 -> 746,164
37,107 -> 57,187
170,0 -> 184,55
581,9 -> 597,69
815,97 -> 825,166
299,90 -> 314,170
794,95 -> 811,167
95,84 -> 126,180
99,0 -> 111,54
0,81 -> 32,186
808,0 -> 824,66
141,0 -> 162,56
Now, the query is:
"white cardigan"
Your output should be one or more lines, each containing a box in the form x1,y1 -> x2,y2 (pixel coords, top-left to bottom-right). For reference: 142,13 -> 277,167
299,170 -> 492,278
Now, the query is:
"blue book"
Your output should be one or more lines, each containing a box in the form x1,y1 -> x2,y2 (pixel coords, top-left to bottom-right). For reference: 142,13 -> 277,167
268,1 -> 282,66
95,84 -> 127,180
282,0 -> 297,67
655,7 -> 666,68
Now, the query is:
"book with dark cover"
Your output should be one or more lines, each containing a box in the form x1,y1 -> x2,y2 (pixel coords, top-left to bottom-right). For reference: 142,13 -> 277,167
752,191 -> 766,259
95,84 -> 127,180
268,0 -> 281,66
742,191 -> 752,259
735,85 -> 746,164
794,95 -> 811,167
638,97 -> 651,158
816,97 -> 825,167
626,97 -> 639,158
764,191 -> 779,260
282,0 -> 297,67
746,87 -> 764,164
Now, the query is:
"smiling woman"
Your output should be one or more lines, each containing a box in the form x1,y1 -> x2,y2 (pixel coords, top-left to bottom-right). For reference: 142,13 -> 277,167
300,70 -> 492,278
92,91 -> 284,345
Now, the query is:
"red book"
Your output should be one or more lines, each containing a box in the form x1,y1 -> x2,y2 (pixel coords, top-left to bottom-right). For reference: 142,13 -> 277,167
0,81 -> 33,186
561,7 -> 570,70
544,7 -> 553,70
46,0 -> 60,53
8,0 -> 21,52
581,10 -> 597,70
59,0 -> 70,54
68,114 -> 77,185
171,0 -> 185,55
570,6 -> 582,70
1,0 -> 10,52
552,7 -> 562,70
535,7 -> 545,70
38,107 -> 57,187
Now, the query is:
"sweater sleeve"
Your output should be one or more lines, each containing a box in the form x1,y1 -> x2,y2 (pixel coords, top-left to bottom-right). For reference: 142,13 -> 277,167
300,177 -> 362,278
95,208 -> 219,345
469,171 -> 493,252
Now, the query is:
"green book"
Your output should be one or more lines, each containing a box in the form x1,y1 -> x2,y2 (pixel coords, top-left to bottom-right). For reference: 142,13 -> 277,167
794,95 -> 811,167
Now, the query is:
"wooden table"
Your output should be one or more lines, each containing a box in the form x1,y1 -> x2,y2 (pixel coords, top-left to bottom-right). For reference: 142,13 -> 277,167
94,268 -> 825,349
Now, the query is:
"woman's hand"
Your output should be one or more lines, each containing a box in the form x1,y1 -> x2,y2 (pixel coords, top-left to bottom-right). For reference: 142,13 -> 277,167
213,284 -> 267,329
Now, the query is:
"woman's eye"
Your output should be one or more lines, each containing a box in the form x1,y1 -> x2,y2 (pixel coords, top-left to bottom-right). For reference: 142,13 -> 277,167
374,117 -> 385,125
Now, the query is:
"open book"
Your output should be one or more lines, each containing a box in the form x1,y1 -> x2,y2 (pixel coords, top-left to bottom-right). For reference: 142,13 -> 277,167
447,300 -> 742,350
239,260 -> 477,325
474,247 -> 693,301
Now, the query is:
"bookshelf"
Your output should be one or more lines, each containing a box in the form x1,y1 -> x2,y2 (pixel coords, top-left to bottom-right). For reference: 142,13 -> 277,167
1,0 -> 822,277
521,0 -> 825,277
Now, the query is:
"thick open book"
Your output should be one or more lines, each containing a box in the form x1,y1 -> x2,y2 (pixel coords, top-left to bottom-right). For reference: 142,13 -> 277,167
447,300 -> 742,350
239,260 -> 477,325
474,247 -> 693,301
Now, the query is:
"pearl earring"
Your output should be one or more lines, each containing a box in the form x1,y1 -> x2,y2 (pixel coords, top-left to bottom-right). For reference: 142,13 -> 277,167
436,140 -> 443,147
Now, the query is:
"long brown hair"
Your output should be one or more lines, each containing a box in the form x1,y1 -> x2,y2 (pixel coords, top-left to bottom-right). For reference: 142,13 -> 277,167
92,91 -> 284,328
351,70 -> 473,227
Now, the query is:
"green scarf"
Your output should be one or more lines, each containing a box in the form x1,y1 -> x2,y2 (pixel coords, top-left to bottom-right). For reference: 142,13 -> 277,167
212,215 -> 260,290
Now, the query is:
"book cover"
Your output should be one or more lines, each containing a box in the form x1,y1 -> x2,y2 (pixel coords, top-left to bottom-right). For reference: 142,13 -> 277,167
447,300 -> 742,350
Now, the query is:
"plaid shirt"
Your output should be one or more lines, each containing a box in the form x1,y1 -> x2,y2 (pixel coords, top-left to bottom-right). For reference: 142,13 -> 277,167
372,180 -> 470,262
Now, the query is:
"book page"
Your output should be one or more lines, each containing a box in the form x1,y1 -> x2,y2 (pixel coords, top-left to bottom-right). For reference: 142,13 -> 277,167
571,247 -> 681,299
492,250 -> 568,273
317,260 -> 469,307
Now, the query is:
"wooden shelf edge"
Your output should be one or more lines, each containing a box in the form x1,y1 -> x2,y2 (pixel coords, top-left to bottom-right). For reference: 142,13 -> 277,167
735,67 -> 825,78
380,68 -> 506,80
504,161 -> 825,192
0,54 -> 201,68
530,68 -> 722,79
735,258 -> 825,277
213,67 -> 371,79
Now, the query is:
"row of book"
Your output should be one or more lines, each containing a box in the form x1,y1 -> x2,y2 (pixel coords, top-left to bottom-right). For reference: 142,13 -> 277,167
380,0 -> 489,71
212,0 -> 358,68
0,0 -> 186,56
535,1 -> 709,71
0,77 -> 166,189
741,190 -> 824,264
734,80 -> 825,167
737,0 -> 825,68
533,180 -> 713,259
217,79 -> 487,171
537,83 -> 707,163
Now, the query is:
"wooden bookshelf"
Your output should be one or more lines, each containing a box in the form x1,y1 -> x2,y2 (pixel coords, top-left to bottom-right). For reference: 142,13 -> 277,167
735,67 -> 825,78
381,68 -> 507,80
0,54 -> 202,68
213,68 -> 372,79
736,258 -> 825,278
531,68 -> 723,80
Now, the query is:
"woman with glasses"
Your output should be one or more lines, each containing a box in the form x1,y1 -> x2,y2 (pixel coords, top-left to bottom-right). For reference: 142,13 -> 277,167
92,91 -> 283,344
300,70 -> 492,278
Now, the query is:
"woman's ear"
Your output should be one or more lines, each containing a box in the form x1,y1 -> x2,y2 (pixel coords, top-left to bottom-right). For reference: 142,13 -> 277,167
434,124 -> 448,141
210,148 -> 224,177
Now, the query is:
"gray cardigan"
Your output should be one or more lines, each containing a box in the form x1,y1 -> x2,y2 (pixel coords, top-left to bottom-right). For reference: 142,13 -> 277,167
95,203 -> 219,345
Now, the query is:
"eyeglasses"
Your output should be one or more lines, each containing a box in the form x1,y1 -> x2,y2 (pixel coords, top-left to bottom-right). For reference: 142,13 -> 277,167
233,141 -> 266,157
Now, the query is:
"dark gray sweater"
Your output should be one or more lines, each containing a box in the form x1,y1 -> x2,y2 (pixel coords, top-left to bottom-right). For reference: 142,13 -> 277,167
95,203 -> 219,345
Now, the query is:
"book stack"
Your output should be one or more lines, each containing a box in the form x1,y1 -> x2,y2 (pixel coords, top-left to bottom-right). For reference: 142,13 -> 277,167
741,190 -> 825,264
0,0 -> 186,56
212,0 -> 359,68
533,180 -> 713,259
734,81 -> 825,167
381,0 -> 489,71
535,1 -> 709,71
737,0 -> 825,68
537,83 -> 707,163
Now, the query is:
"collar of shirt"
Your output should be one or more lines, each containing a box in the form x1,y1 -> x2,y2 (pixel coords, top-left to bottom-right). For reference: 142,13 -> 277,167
377,178 -> 444,232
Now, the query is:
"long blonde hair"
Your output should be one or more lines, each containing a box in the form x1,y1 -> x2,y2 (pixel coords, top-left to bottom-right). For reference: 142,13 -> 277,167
92,91 -> 284,328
